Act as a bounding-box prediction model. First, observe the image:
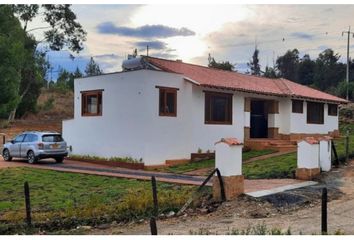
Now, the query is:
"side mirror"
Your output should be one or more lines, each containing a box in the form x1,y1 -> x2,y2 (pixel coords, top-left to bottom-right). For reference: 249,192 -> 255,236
10,140 -> 15,144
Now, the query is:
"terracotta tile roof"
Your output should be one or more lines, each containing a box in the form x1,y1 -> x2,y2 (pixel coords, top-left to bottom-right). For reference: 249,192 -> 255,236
215,138 -> 243,146
299,137 -> 319,145
145,56 -> 348,104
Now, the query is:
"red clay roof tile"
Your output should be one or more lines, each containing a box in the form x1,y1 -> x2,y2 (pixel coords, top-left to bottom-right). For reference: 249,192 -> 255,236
215,138 -> 243,146
145,56 -> 348,104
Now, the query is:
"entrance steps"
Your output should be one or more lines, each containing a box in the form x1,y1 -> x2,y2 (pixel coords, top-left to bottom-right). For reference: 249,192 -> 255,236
245,138 -> 297,152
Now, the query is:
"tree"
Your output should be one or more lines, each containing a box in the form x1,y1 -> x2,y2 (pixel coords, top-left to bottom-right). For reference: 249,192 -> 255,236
263,66 -> 277,78
0,5 -> 26,119
6,4 -> 87,120
85,57 -> 103,76
247,48 -> 261,75
208,54 -> 235,71
313,49 -> 345,91
276,49 -> 299,81
68,67 -> 82,90
297,54 -> 315,85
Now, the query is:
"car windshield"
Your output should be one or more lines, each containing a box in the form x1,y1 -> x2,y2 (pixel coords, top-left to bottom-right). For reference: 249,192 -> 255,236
42,135 -> 63,143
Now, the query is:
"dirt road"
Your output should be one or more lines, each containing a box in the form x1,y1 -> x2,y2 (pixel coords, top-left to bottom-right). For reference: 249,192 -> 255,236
84,161 -> 354,235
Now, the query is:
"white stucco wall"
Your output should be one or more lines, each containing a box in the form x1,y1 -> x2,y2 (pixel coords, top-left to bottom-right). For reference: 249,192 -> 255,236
319,140 -> 332,172
297,141 -> 320,169
278,99 -> 291,134
290,101 -> 338,134
63,70 -> 246,165
190,86 -> 244,154
215,142 -> 243,176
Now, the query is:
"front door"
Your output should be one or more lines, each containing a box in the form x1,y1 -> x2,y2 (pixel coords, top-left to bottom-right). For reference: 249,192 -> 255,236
250,100 -> 268,138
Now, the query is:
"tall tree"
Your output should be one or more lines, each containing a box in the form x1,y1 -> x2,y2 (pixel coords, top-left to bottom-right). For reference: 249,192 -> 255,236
297,54 -> 316,85
0,5 -> 26,119
7,4 -> 86,120
247,48 -> 261,76
208,54 -> 235,71
276,49 -> 299,81
68,67 -> 82,90
313,49 -> 345,90
85,57 -> 103,76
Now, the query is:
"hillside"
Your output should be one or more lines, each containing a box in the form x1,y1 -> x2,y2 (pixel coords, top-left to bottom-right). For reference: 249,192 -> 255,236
0,89 -> 74,139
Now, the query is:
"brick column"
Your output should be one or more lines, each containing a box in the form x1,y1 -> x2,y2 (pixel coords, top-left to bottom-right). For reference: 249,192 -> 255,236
213,138 -> 244,201
296,137 -> 320,180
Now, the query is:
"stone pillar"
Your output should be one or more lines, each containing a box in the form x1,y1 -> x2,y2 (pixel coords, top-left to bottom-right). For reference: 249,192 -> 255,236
244,98 -> 251,141
296,137 -> 321,180
267,100 -> 279,139
319,136 -> 332,172
213,138 -> 244,201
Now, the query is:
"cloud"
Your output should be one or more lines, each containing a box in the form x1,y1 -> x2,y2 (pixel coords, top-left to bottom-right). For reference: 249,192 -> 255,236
135,40 -> 167,50
291,32 -> 314,40
97,22 -> 195,38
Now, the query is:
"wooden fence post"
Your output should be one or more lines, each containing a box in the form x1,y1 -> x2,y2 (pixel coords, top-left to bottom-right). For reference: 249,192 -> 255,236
150,176 -> 158,235
331,140 -> 339,167
321,187 -> 327,234
151,176 -> 158,218
150,217 -> 158,235
24,182 -> 32,227
345,130 -> 349,163
215,168 -> 226,202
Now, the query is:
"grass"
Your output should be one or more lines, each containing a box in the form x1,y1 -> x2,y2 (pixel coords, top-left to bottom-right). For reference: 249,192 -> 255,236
0,167 -> 196,232
333,123 -> 354,159
69,154 -> 143,164
162,149 -> 281,176
243,152 -> 296,179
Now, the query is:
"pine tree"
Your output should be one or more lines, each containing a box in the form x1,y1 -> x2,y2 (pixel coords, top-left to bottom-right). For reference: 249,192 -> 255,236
85,57 -> 102,77
248,48 -> 261,75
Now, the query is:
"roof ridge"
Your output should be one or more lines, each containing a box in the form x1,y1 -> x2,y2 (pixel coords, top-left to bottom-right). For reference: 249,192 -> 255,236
144,55 -> 278,81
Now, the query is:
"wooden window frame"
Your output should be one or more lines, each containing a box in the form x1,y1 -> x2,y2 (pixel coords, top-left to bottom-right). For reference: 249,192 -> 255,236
292,100 -> 303,113
204,91 -> 233,125
307,101 -> 324,124
328,103 -> 338,116
156,86 -> 178,117
81,90 -> 103,117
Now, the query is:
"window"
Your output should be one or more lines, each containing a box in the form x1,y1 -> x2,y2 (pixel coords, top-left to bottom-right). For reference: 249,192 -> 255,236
42,135 -> 64,142
81,90 -> 103,116
13,134 -> 25,143
307,101 -> 324,124
157,87 -> 177,117
205,91 -> 232,124
23,134 -> 38,143
328,104 -> 338,116
292,100 -> 303,113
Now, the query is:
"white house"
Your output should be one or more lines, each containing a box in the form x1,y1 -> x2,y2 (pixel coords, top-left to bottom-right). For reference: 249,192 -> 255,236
63,56 -> 347,166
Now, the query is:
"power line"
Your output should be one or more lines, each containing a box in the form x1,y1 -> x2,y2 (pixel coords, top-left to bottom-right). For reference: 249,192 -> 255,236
342,26 -> 354,100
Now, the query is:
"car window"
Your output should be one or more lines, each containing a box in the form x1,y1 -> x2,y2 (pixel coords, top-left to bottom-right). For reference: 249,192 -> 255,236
14,134 -> 25,143
24,134 -> 38,143
42,135 -> 63,142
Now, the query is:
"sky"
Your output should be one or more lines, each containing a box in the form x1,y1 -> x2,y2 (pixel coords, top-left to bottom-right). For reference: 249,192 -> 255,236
26,4 -> 354,80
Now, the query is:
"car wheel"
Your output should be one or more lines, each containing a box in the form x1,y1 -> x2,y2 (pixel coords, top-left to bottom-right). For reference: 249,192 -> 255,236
27,151 -> 38,164
2,149 -> 12,161
55,157 -> 64,163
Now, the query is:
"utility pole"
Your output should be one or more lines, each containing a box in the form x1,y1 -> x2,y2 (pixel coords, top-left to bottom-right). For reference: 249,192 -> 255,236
342,26 -> 354,100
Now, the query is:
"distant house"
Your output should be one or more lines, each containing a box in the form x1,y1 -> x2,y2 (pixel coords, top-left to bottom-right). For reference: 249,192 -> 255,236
62,56 -> 347,166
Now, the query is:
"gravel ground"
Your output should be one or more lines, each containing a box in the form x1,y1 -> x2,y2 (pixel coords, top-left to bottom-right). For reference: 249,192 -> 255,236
77,161 -> 354,235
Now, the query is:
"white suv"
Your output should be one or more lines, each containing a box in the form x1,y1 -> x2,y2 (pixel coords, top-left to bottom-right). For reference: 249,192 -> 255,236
2,131 -> 68,164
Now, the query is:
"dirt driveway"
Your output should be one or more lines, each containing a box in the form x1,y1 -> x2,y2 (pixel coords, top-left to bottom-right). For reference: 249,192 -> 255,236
82,161 -> 354,235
